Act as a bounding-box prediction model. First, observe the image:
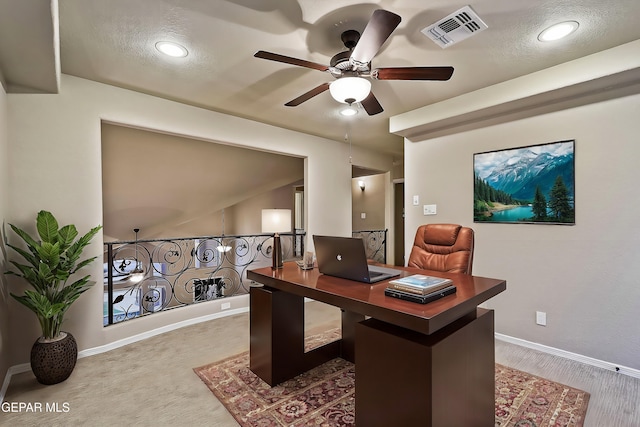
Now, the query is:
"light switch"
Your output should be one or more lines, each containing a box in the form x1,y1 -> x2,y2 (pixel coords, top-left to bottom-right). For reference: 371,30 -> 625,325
423,204 -> 437,215
360,212 -> 366,219
413,195 -> 419,206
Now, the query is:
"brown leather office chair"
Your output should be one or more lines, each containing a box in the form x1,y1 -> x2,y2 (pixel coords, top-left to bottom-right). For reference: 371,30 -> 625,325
407,223 -> 474,274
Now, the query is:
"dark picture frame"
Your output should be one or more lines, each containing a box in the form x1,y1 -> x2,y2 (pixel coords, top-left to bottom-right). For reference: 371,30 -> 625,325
474,140 -> 575,225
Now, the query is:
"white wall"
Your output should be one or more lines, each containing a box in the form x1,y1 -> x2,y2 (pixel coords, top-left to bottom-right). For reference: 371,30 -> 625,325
404,93 -> 640,370
5,74 -> 393,365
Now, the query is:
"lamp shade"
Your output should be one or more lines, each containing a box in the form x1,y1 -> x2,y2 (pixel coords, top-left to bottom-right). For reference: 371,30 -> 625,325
329,77 -> 371,104
262,209 -> 292,233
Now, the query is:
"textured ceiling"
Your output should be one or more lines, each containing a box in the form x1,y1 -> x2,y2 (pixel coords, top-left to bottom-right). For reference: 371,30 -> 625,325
2,0 -> 640,158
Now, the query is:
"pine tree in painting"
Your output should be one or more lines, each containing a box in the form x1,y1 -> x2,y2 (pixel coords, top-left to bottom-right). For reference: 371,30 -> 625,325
532,186 -> 547,221
548,176 -> 573,221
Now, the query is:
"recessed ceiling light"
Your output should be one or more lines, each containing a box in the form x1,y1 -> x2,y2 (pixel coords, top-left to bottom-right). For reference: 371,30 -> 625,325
538,21 -> 579,42
155,41 -> 189,58
340,106 -> 359,116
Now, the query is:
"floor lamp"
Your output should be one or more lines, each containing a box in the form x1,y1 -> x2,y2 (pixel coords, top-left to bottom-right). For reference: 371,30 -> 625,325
262,209 -> 291,269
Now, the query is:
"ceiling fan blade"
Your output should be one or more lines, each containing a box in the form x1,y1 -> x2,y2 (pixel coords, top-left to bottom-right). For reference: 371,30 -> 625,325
360,92 -> 384,116
350,10 -> 401,66
254,51 -> 329,72
373,66 -> 454,81
285,83 -> 331,106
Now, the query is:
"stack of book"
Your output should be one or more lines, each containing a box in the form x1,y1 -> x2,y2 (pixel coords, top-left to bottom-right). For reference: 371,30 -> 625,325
384,274 -> 456,304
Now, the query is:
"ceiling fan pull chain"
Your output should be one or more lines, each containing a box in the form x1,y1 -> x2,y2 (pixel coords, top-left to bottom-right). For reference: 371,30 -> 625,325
345,129 -> 353,164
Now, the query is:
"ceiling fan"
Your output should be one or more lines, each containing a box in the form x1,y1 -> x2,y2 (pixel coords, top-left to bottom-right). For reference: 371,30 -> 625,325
254,9 -> 454,116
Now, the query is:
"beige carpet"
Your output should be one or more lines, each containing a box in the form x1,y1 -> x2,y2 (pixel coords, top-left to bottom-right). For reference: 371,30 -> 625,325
194,331 -> 590,427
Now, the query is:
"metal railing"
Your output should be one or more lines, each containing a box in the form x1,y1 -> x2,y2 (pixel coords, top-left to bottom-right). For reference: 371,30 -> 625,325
103,232 -> 305,326
352,229 -> 388,264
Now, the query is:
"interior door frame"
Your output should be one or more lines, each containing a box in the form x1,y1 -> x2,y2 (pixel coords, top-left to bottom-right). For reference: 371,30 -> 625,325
392,179 -> 405,266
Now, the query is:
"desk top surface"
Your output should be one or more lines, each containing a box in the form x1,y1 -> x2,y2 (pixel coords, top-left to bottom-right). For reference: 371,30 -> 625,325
248,262 -> 506,335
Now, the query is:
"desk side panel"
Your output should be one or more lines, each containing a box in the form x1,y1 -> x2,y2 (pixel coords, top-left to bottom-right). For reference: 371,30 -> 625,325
355,308 -> 495,427
249,286 -> 305,386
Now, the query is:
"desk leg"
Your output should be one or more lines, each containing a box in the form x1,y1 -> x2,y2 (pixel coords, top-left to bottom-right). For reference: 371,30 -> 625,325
356,308 -> 495,427
249,286 -> 304,386
341,310 -> 364,363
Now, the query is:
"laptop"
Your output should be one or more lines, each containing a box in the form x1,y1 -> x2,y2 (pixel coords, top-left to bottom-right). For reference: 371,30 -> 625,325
313,235 -> 401,283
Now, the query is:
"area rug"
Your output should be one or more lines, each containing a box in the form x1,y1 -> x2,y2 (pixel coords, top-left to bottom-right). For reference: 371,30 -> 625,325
194,331 -> 589,427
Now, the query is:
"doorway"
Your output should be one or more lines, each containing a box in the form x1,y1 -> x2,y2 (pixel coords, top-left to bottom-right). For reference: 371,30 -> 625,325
393,181 -> 405,266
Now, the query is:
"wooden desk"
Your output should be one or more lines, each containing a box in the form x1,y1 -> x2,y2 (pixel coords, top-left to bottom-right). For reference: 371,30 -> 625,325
247,262 -> 506,427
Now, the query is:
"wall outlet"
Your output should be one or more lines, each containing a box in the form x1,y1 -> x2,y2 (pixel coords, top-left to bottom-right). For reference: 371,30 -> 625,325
536,311 -> 547,326
221,302 -> 231,310
423,204 -> 437,215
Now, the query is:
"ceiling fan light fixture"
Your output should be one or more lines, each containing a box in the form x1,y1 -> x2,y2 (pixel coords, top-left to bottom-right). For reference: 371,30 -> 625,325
537,21 -> 579,42
329,77 -> 371,104
155,41 -> 189,57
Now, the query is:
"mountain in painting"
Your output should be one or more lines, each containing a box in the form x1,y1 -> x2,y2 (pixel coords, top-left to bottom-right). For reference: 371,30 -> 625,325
481,148 -> 574,201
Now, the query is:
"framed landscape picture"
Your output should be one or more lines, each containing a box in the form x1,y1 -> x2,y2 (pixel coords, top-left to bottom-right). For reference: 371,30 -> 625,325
473,140 -> 575,225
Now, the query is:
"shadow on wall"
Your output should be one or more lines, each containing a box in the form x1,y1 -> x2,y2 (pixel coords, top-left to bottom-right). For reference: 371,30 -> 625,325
0,223 -> 9,302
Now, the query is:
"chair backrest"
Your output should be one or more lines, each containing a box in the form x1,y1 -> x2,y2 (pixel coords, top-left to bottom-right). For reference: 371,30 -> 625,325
407,223 -> 474,274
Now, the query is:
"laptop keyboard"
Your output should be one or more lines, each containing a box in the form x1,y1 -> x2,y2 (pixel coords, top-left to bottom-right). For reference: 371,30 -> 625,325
368,270 -> 384,278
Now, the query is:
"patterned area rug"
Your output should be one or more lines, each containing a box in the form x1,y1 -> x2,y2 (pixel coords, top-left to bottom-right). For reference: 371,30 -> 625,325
194,332 -> 589,427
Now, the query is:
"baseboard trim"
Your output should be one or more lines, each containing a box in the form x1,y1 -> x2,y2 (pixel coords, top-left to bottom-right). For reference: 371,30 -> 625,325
495,333 -> 640,379
0,363 -> 31,401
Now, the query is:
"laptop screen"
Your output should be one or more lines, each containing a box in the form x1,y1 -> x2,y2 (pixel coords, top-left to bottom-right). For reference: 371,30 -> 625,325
313,235 -> 400,283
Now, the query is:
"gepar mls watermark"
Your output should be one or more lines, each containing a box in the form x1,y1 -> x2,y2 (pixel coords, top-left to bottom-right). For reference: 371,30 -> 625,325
1,401 -> 70,413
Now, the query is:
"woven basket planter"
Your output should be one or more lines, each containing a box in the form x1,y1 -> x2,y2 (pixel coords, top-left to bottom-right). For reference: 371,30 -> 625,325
30,332 -> 78,385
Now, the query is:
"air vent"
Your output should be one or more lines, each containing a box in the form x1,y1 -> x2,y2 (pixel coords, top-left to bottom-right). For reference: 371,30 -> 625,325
421,5 -> 488,49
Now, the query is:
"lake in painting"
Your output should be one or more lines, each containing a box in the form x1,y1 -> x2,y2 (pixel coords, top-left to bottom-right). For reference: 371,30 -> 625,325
488,206 -> 533,222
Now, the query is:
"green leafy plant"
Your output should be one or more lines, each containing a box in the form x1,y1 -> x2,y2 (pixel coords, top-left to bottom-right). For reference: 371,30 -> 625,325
5,210 -> 102,339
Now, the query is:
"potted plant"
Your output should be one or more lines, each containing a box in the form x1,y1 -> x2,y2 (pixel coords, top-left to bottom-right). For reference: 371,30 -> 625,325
5,210 -> 101,384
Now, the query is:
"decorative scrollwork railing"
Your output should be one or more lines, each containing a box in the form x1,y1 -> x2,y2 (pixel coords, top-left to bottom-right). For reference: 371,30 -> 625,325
103,232 -> 305,326
352,229 -> 388,264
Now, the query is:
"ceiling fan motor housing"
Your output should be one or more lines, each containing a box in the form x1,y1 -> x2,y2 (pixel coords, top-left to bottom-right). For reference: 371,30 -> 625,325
331,30 -> 370,75
330,50 -> 352,70
341,30 -> 360,49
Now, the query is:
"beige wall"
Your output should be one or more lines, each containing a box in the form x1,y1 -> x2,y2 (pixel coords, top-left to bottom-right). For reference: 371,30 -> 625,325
4,74 -> 393,368
228,183 -> 296,236
404,93 -> 640,370
0,75 -> 9,385
352,174 -> 386,231
100,123 -> 305,240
